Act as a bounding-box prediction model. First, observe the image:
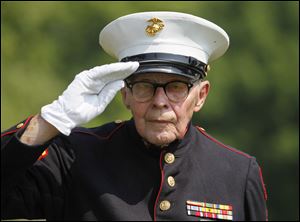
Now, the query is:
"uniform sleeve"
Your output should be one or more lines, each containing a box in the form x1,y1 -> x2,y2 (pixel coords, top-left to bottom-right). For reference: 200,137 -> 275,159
245,158 -> 268,221
1,116 -> 75,220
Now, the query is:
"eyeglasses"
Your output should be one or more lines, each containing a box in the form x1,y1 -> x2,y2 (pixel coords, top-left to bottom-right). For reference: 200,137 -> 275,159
125,79 -> 200,103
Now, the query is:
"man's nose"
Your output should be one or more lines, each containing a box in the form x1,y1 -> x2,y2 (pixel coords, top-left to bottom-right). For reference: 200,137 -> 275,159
152,87 -> 169,107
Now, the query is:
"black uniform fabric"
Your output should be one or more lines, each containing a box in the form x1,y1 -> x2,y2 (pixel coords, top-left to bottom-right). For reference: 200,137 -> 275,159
1,117 -> 268,221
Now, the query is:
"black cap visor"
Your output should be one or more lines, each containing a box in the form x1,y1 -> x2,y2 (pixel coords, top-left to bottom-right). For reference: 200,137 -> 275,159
121,53 -> 206,80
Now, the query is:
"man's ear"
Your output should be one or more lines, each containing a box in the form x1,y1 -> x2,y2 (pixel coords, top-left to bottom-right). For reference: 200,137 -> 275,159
121,87 -> 131,110
194,80 -> 210,112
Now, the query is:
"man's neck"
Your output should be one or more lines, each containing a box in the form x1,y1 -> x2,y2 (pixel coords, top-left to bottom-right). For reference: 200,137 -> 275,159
142,138 -> 170,149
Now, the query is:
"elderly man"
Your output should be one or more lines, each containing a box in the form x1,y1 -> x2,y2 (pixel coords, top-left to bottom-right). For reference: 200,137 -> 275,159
1,12 -> 268,221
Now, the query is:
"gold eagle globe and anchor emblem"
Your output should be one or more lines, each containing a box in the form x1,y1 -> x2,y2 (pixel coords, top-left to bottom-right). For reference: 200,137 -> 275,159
145,18 -> 164,36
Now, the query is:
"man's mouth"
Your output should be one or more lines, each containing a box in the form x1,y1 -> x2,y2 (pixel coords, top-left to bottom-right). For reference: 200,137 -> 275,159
148,119 -> 174,124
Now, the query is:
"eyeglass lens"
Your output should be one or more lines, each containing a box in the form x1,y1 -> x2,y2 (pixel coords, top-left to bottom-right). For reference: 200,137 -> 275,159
131,81 -> 191,102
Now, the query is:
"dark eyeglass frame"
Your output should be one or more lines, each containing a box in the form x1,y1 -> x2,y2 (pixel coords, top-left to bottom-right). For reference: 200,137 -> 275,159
125,79 -> 200,102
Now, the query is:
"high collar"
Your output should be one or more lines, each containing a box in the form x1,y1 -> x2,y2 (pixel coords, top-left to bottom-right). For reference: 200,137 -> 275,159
126,119 -> 195,158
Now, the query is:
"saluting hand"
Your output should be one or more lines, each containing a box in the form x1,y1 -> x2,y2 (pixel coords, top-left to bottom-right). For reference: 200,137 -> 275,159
41,62 -> 139,136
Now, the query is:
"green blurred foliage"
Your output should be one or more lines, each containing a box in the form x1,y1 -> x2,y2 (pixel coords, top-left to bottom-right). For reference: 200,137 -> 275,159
1,1 -> 299,220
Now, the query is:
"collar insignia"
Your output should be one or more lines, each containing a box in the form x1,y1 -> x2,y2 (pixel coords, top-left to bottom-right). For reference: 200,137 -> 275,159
186,200 -> 233,221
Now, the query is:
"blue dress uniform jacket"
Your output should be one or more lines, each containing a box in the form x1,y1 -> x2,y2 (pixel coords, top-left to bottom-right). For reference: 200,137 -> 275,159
1,116 -> 268,221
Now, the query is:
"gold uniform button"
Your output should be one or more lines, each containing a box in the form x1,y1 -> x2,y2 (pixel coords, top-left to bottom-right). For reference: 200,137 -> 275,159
159,200 -> 171,211
164,153 -> 175,164
16,123 -> 24,129
167,176 -> 175,187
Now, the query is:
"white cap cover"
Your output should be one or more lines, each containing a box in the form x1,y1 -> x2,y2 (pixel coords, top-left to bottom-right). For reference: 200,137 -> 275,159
99,11 -> 230,79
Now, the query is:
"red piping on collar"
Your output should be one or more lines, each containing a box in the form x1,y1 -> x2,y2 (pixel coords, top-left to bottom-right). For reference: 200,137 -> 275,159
1,115 -> 34,138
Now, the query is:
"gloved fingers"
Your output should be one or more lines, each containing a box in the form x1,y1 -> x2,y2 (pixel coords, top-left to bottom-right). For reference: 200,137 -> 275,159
72,62 -> 138,94
96,80 -> 125,113
88,61 -> 139,82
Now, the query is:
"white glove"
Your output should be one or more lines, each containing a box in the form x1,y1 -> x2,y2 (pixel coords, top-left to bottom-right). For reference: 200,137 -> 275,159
41,62 -> 139,136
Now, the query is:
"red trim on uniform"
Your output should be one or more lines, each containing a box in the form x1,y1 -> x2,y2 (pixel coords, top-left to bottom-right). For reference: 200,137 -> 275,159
258,167 -> 268,201
153,151 -> 165,222
38,148 -> 49,160
72,122 -> 126,140
1,115 -> 34,138
196,126 -> 251,159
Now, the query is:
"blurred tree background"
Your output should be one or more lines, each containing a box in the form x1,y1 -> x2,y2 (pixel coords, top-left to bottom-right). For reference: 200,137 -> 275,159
1,1 -> 299,220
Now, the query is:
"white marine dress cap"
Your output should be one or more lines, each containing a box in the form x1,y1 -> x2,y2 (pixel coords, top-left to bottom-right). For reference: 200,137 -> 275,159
99,11 -> 230,79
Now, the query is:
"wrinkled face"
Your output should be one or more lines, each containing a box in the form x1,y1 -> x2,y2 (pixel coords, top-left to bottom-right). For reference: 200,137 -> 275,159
121,73 -> 210,147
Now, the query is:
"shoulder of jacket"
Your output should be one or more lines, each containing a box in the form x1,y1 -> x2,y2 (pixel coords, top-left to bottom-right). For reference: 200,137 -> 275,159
195,126 -> 253,160
69,120 -> 126,140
